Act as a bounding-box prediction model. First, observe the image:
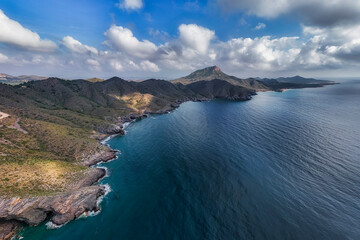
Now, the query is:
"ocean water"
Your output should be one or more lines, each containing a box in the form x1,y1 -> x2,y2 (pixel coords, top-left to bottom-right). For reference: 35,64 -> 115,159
20,80 -> 360,239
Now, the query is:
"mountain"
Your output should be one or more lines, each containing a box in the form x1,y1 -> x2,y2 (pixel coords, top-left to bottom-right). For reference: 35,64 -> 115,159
0,73 -> 47,85
172,66 -> 269,91
276,75 -> 334,84
258,75 -> 335,91
259,75 -> 334,85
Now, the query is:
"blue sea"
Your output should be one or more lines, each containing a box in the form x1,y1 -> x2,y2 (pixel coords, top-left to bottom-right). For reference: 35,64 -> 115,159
20,80 -> 360,239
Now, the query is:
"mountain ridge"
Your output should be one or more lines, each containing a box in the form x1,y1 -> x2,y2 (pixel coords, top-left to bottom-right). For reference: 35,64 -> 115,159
172,66 -> 269,91
0,73 -> 47,85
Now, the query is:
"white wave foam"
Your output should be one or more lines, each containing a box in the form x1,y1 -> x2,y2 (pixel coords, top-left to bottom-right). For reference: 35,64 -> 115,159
45,221 -> 66,230
123,122 -> 131,129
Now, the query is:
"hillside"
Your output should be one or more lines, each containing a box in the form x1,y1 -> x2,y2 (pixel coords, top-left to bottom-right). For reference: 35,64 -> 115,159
173,66 -> 335,92
172,66 -> 269,90
0,74 -> 47,85
0,76 -> 256,196
258,76 -> 335,91
275,76 -> 334,84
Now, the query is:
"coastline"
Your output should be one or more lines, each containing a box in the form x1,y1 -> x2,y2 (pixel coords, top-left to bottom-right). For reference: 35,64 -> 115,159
0,83 -> 337,240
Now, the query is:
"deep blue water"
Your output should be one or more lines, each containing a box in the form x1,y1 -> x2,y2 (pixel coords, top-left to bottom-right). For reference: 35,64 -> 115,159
21,80 -> 360,239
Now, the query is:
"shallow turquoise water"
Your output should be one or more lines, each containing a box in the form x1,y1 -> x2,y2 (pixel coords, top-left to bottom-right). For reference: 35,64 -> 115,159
21,80 -> 360,239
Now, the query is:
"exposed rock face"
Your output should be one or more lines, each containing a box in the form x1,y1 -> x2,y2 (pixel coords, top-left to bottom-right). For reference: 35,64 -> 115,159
71,168 -> 106,189
98,124 -> 125,135
0,167 -> 107,239
83,149 -> 118,166
0,220 -> 19,240
0,186 -> 105,226
120,114 -> 148,123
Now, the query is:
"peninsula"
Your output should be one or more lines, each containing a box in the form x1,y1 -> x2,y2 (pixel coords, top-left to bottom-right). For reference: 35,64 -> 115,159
0,66 -> 335,239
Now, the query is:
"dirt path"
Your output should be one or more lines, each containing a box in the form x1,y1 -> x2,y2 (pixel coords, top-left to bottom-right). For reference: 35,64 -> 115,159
8,118 -> 28,134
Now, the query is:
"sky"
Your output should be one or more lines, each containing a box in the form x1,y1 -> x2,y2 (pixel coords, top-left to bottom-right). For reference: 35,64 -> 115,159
0,0 -> 360,79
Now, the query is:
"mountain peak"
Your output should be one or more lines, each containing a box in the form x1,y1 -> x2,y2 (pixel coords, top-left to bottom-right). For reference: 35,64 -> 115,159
208,66 -> 221,72
184,66 -> 225,79
199,66 -> 222,73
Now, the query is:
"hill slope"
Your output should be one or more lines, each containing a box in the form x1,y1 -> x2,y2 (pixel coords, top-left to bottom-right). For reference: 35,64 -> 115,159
172,66 -> 269,91
0,76 -> 255,197
0,73 -> 47,85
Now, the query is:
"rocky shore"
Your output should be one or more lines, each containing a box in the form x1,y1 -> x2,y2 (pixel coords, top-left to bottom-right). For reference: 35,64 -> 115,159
0,152 -> 111,239
0,108 -> 174,239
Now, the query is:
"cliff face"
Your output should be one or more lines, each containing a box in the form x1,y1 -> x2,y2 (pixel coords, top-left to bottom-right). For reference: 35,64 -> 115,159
0,168 -> 107,239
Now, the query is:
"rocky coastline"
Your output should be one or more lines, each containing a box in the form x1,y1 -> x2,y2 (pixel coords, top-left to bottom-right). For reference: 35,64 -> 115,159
0,91 -> 315,239
0,102 -> 185,239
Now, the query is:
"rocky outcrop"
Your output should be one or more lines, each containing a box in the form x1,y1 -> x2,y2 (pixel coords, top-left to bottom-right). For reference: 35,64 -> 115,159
71,168 -> 106,189
0,186 -> 105,226
0,167 -> 107,239
0,220 -> 19,240
98,124 -> 125,135
83,149 -> 118,166
120,114 -> 148,123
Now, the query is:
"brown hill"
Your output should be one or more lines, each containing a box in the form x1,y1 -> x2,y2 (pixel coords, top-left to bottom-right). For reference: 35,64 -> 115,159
172,66 -> 269,91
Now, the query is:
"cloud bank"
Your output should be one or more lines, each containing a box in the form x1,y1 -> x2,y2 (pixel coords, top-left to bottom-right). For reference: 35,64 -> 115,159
1,1 -> 360,78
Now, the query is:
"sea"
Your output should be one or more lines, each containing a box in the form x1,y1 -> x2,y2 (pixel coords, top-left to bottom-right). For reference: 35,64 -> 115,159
20,79 -> 360,239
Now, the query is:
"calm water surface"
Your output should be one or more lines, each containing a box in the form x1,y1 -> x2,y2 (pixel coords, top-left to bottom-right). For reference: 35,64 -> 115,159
21,80 -> 360,239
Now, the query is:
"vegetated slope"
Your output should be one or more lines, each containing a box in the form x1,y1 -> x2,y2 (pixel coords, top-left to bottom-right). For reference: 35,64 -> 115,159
172,66 -> 269,91
0,76 -> 256,197
173,66 -> 335,92
185,79 -> 255,101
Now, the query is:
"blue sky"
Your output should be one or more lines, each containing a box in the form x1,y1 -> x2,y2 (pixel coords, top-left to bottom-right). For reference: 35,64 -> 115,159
1,0 -> 301,46
0,0 -> 360,79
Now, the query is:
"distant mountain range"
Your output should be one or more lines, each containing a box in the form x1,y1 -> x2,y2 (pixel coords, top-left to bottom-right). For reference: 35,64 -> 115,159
172,66 -> 335,92
0,66 -> 336,129
0,73 -> 47,85
259,75 -> 334,85
1,67 -> 334,90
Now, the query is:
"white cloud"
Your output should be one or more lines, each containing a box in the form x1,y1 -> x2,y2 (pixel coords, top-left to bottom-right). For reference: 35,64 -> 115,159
62,36 -> 98,55
254,22 -> 266,30
104,25 -> 158,59
109,59 -> 124,71
3,14 -> 360,78
86,59 -> 101,71
140,60 -> 160,72
178,24 -> 215,54
299,24 -> 360,64
0,9 -> 57,52
118,0 -> 143,11
216,36 -> 301,71
0,52 -> 8,63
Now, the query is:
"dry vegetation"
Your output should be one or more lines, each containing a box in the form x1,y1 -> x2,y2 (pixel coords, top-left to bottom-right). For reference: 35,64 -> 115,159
0,110 -> 101,197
